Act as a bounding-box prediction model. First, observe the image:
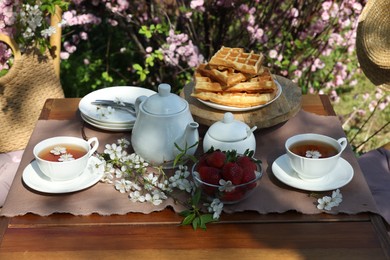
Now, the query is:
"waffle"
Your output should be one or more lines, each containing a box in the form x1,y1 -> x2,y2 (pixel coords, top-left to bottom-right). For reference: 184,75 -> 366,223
191,46 -> 277,108
196,63 -> 249,88
194,68 -> 277,93
191,91 -> 276,107
208,46 -> 264,75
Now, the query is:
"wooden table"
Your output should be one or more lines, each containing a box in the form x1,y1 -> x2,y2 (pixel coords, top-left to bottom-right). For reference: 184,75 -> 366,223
1,95 -> 390,259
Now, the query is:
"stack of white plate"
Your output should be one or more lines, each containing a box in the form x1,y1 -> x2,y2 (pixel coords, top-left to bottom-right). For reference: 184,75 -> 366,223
78,86 -> 156,131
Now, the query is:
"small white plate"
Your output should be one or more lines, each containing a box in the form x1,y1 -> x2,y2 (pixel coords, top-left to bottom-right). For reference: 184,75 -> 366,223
81,110 -> 135,126
23,157 -> 104,193
197,79 -> 282,112
79,86 -> 155,124
80,112 -> 134,132
271,154 -> 354,191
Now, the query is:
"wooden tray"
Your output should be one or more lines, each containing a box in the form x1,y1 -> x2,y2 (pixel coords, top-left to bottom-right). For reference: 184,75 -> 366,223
180,75 -> 302,128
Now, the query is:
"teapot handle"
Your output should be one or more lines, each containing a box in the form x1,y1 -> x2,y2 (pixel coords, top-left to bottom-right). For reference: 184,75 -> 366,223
135,95 -> 147,115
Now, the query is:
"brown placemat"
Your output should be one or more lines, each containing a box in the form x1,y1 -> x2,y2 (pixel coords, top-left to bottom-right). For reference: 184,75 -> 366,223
0,110 -> 379,218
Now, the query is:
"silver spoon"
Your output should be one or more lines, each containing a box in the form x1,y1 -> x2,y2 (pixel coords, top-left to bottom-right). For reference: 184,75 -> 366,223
91,101 -> 136,115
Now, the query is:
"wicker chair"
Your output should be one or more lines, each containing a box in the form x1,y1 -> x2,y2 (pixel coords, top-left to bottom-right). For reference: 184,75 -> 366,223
0,7 -> 65,206
0,6 -> 64,153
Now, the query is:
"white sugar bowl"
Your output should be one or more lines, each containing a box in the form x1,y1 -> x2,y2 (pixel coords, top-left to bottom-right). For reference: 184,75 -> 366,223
203,112 -> 257,154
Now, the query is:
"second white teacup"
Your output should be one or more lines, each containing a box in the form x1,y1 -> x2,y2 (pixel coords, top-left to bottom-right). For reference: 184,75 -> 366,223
285,133 -> 347,180
33,136 -> 99,181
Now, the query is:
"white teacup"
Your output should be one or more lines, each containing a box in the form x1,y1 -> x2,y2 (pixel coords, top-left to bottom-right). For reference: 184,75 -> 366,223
285,133 -> 348,180
33,136 -> 99,181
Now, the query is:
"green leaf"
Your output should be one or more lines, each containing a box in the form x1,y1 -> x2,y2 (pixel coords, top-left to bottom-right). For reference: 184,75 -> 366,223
102,71 -> 113,83
191,189 -> 202,205
132,64 -> 142,71
202,213 -> 215,222
192,217 -> 200,230
294,39 -> 303,48
139,71 -> 147,81
179,209 -> 192,217
182,213 -> 195,225
145,56 -> 154,67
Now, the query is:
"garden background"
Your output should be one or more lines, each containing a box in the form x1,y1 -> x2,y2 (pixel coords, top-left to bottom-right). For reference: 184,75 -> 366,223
0,0 -> 389,155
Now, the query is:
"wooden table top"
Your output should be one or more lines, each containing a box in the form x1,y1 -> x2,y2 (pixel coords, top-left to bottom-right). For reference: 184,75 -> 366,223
1,95 -> 390,259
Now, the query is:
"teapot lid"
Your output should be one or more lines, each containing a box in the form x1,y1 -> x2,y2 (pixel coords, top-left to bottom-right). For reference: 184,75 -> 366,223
208,112 -> 252,142
142,83 -> 187,115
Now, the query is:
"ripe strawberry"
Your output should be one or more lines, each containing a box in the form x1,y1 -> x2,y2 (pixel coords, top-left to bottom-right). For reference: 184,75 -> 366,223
205,150 -> 226,169
222,162 -> 243,185
241,169 -> 257,190
197,154 -> 208,169
198,166 -> 221,185
237,156 -> 257,172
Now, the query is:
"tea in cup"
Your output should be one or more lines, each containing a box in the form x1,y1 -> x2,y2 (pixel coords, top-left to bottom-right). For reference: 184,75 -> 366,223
33,136 -> 99,181
285,133 -> 347,180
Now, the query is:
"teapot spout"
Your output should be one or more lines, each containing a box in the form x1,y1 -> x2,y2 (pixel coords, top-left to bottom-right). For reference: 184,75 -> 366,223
174,122 -> 199,161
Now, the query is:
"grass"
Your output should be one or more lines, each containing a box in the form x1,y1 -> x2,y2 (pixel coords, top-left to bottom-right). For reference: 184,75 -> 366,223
332,71 -> 389,154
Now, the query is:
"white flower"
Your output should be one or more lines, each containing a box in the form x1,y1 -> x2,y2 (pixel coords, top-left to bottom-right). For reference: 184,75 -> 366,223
113,97 -> 126,106
317,189 -> 343,210
129,182 -> 142,191
169,165 -> 194,193
115,179 -> 131,193
129,190 -> 145,202
41,26 -> 56,37
206,199 -> 224,219
104,143 -> 123,160
117,138 -> 130,148
89,159 -> 106,174
144,173 -> 158,190
317,196 -> 332,210
149,190 -> 166,205
269,49 -> 278,59
145,193 -> 154,202
332,189 -> 343,204
96,106 -> 115,119
100,171 -> 113,183
57,19 -> 67,28
20,4 -> 43,32
58,153 -> 75,162
306,150 -> 322,159
218,179 -> 235,192
50,146 -> 67,155
113,167 -> 124,178
128,153 -> 149,168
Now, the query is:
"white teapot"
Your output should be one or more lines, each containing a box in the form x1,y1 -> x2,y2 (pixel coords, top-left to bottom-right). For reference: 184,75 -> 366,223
131,83 -> 199,168
203,112 -> 257,154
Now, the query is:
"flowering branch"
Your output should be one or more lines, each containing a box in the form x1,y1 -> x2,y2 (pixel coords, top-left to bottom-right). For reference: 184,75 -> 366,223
97,138 -> 222,230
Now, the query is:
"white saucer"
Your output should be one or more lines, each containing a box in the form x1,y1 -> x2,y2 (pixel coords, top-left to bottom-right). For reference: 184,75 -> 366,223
23,157 -> 104,193
271,154 -> 354,191
196,78 -> 282,112
81,112 -> 133,131
79,86 -> 155,124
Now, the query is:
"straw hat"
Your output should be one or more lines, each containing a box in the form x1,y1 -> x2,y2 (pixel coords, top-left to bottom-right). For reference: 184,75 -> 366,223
356,0 -> 390,89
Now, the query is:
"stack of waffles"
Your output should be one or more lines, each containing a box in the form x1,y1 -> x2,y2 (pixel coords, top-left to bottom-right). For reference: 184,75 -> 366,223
191,46 -> 278,108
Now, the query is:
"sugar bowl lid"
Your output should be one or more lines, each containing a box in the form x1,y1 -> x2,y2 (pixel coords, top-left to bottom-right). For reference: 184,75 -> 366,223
207,112 -> 255,142
141,83 -> 187,115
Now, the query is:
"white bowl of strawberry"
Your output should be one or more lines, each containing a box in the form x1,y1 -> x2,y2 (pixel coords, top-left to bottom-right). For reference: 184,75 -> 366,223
191,149 -> 262,204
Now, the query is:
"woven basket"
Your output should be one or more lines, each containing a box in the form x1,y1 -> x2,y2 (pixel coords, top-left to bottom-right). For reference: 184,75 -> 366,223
356,0 -> 390,89
0,34 -> 64,153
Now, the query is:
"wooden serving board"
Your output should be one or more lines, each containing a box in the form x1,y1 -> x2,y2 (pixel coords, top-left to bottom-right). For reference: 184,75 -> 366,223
180,75 -> 302,129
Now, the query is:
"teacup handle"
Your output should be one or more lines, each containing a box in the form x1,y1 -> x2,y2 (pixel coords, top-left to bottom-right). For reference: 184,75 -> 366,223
87,137 -> 99,156
337,137 -> 348,152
